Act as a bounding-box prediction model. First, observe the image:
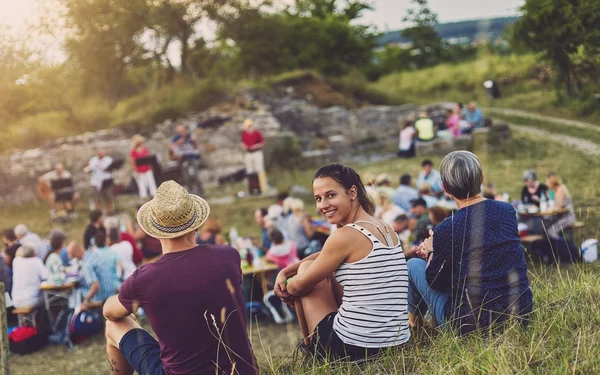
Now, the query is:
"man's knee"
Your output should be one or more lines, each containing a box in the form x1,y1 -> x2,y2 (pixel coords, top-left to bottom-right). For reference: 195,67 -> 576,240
105,316 -> 142,348
407,258 -> 426,278
297,260 -> 313,275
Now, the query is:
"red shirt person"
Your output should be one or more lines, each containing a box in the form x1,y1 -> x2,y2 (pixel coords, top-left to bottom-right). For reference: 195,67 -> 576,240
240,119 -> 267,194
130,134 -> 157,199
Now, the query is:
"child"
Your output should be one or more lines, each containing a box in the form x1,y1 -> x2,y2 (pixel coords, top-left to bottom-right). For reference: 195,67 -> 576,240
265,228 -> 298,269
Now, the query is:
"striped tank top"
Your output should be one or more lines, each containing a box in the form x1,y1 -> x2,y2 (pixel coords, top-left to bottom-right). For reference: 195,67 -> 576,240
333,222 -> 410,348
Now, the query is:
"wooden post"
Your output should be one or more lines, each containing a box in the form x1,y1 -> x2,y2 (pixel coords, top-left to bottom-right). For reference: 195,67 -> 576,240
0,283 -> 9,375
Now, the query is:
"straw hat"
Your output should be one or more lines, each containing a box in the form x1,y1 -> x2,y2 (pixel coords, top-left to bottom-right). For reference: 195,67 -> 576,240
137,181 -> 210,239
243,119 -> 254,129
375,173 -> 391,186
131,134 -> 145,148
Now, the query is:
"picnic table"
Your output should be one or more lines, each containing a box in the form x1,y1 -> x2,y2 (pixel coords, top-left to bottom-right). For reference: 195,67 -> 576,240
518,207 -> 570,236
518,207 -> 569,218
242,258 -> 279,295
39,279 -> 80,326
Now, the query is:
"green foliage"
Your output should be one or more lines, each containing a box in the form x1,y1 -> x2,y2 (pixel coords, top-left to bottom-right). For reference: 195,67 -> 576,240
218,0 -> 378,76
328,70 -> 401,105
513,0 -> 600,99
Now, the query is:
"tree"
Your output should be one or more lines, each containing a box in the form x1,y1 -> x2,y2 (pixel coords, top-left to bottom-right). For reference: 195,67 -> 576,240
401,0 -> 444,69
514,0 -> 600,98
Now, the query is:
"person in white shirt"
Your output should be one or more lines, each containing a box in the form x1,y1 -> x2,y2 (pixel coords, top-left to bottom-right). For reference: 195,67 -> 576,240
85,150 -> 114,214
108,228 -> 136,281
398,120 -> 416,158
12,245 -> 48,308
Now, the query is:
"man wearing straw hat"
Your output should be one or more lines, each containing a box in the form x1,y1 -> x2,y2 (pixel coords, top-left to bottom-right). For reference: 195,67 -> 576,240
103,181 -> 257,375
241,118 -> 268,194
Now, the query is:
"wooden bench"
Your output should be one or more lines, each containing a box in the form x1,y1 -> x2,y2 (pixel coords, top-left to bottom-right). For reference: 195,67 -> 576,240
12,306 -> 39,327
520,235 -> 545,245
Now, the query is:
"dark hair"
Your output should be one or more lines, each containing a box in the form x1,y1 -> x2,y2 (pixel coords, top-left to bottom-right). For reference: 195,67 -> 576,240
94,231 -> 107,248
108,228 -> 120,244
2,228 -> 16,242
259,207 -> 268,217
90,210 -> 103,223
313,164 -> 375,215
457,102 -> 464,109
268,228 -> 284,244
421,159 -> 433,167
411,198 -> 427,209
277,192 -> 289,202
400,174 -> 412,186
49,230 -> 66,251
394,214 -> 409,223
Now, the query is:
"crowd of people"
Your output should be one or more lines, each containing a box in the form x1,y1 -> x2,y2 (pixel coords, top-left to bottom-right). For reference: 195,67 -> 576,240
398,101 -> 485,157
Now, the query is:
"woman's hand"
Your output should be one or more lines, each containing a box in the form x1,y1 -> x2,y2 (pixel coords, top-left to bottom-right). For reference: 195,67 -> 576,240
274,270 -> 295,307
418,229 -> 434,258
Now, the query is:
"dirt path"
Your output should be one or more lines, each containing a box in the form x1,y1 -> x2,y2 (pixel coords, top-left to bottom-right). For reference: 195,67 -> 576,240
485,107 -> 600,132
510,123 -> 600,156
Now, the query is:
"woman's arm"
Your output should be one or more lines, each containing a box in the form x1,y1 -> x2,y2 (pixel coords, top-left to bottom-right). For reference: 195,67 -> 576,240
555,186 -> 566,208
286,228 -> 354,296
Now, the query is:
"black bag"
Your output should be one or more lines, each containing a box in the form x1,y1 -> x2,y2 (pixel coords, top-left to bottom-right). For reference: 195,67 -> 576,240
9,332 -> 48,355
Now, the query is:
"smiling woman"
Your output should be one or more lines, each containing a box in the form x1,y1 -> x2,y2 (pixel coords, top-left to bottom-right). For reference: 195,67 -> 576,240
274,163 -> 410,362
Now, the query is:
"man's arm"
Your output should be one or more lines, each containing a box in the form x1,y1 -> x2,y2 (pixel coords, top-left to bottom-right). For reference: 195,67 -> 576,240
83,281 -> 100,305
103,295 -> 131,321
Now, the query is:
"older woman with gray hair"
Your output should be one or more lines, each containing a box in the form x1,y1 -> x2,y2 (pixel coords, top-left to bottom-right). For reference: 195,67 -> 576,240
12,244 -> 49,308
407,151 -> 533,335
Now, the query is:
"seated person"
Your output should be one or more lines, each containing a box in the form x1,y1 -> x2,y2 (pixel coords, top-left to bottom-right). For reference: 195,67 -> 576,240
415,111 -> 436,142
45,229 -> 67,279
397,120 -> 416,157
83,210 -> 105,250
407,151 -> 533,334
266,228 -> 299,269
428,206 -> 448,227
392,214 -> 411,251
68,241 -> 120,305
103,181 -> 257,375
419,183 -> 439,208
3,228 -> 20,295
410,198 -> 432,244
545,172 -> 577,239
521,170 -> 549,207
105,216 -> 143,266
416,160 -> 444,197
461,102 -> 485,134
446,106 -> 462,137
38,163 -> 79,217
125,209 -> 163,261
108,228 -> 136,281
196,218 -> 226,245
377,190 -> 406,226
12,244 -> 48,308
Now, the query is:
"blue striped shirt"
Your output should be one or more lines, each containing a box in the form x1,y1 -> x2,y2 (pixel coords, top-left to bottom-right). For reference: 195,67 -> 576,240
80,247 -> 121,302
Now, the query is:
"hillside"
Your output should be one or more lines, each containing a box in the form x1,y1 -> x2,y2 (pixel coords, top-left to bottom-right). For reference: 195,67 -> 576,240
378,16 -> 519,46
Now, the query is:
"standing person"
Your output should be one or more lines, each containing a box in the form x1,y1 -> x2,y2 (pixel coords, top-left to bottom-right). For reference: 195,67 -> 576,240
103,181 -> 258,375
83,210 -> 105,250
85,150 -> 114,214
274,164 -> 410,361
397,120 -> 416,157
414,111 -> 435,142
393,174 -> 420,212
130,134 -> 157,200
521,170 -> 549,207
407,151 -> 533,333
170,124 -> 203,195
241,119 -> 268,194
416,159 -> 444,197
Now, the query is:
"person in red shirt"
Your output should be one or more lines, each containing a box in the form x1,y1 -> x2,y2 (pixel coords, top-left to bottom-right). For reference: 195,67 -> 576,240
130,134 -> 157,199
240,119 -> 268,194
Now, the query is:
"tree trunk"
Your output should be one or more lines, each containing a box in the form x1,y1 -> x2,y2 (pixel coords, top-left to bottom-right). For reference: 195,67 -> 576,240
0,283 -> 9,375
180,31 -> 190,75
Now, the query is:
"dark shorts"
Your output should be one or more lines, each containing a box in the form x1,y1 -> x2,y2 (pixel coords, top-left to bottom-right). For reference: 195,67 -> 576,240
120,329 -> 165,375
310,312 -> 382,362
95,187 -> 114,203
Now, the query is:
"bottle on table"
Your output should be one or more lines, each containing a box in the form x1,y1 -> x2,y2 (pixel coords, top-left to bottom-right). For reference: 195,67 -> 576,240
540,193 -> 548,213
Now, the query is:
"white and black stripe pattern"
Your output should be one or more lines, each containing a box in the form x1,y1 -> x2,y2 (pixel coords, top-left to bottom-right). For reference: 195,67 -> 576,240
333,223 -> 410,348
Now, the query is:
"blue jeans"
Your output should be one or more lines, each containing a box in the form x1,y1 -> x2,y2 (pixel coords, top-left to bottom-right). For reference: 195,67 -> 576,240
407,258 -> 449,326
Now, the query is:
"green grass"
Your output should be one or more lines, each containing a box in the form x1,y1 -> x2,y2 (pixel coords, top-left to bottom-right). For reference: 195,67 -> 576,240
489,114 -> 600,145
3,130 -> 600,374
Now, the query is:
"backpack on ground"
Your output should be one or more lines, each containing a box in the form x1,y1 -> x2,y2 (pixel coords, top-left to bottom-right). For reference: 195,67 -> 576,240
69,307 -> 103,344
48,308 -> 75,348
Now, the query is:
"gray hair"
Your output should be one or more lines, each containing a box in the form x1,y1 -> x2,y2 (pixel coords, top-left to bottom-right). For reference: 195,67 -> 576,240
439,151 -> 483,199
104,216 -> 120,230
15,244 -> 36,258
522,170 -> 537,182
14,224 -> 28,238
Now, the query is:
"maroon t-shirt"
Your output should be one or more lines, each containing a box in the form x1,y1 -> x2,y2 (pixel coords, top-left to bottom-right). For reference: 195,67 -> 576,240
118,245 -> 257,375
241,130 -> 264,149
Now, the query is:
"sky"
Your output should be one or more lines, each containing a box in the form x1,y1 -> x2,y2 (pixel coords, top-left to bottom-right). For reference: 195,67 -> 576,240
1,0 -> 524,63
